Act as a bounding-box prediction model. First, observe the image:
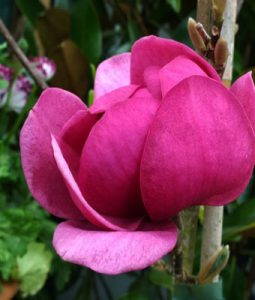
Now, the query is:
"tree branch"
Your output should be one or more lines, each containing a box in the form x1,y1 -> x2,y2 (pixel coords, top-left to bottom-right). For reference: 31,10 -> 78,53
0,19 -> 47,90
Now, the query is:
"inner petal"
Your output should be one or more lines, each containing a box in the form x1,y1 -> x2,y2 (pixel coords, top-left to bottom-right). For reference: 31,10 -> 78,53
160,56 -> 207,98
78,93 -> 159,218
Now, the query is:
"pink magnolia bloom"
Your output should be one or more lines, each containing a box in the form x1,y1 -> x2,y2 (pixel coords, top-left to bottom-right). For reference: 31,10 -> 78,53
29,57 -> 56,81
20,36 -> 255,274
9,75 -> 32,113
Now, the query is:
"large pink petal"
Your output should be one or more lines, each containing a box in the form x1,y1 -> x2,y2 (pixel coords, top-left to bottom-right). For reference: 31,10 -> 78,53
141,76 -> 255,220
230,72 -> 255,132
51,136 -> 143,231
78,92 -> 159,218
131,35 -> 220,86
89,85 -> 139,114
160,56 -> 207,98
53,220 -> 177,275
20,88 -> 86,219
94,53 -> 131,100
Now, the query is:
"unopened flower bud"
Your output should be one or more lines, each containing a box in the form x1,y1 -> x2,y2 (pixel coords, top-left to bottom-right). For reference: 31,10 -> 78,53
214,37 -> 229,67
188,17 -> 207,54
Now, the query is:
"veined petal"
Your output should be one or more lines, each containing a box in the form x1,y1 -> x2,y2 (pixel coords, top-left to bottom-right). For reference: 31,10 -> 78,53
160,56 -> 207,98
131,35 -> 219,86
20,88 -> 86,219
230,71 -> 255,132
79,91 -> 159,218
141,76 -> 255,220
51,136 -> 143,231
94,53 -> 131,100
53,219 -> 177,275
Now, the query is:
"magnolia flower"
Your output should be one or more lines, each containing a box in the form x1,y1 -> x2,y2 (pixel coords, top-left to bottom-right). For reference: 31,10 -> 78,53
0,57 -> 56,113
20,36 -> 255,274
29,57 -> 56,81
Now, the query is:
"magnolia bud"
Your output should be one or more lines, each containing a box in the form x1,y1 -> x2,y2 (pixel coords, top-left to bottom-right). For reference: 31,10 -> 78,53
214,37 -> 229,67
198,245 -> 230,284
187,17 -> 207,54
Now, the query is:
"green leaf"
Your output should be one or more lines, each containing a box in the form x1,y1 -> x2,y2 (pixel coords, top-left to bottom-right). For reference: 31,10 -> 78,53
166,0 -> 181,13
71,0 -> 102,63
0,79 -> 8,89
127,14 -> 143,43
87,89 -> 94,107
148,268 -> 173,289
15,0 -> 45,26
17,242 -> 52,297
173,281 -> 224,300
223,197 -> 255,240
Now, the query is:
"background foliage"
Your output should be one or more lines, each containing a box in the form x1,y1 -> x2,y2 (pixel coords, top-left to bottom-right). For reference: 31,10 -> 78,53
1,0 -> 255,299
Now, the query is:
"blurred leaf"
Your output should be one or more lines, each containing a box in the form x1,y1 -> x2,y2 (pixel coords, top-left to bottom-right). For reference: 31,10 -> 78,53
17,242 -> 52,297
119,273 -> 160,300
0,79 -> 8,89
173,281 -> 224,300
222,258 -> 245,300
223,197 -> 255,240
15,0 -> 45,26
49,39 -> 90,98
148,268 -> 173,289
166,0 -> 181,13
127,14 -> 143,43
37,8 -> 70,52
71,0 -> 102,63
87,89 -> 94,106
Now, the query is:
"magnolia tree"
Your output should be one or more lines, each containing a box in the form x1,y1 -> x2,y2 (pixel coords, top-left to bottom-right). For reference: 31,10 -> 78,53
16,0 -> 254,299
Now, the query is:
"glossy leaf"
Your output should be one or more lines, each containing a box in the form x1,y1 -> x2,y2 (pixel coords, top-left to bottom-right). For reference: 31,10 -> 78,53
37,8 -> 70,52
49,39 -> 90,98
166,0 -> 181,13
71,0 -> 102,63
173,281 -> 224,300
223,198 -> 255,240
15,0 -> 45,26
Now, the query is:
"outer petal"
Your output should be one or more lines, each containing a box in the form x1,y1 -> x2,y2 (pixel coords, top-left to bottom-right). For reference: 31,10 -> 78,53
230,71 -> 255,132
53,220 -> 177,275
160,56 -> 207,98
89,85 -> 139,114
78,92 -> 159,218
141,76 -> 255,220
20,88 -> 86,219
131,35 -> 220,86
51,136 -> 143,231
94,53 -> 131,100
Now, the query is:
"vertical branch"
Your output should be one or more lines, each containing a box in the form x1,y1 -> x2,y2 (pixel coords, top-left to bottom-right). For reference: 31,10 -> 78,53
221,0 -> 237,87
181,207 -> 199,276
196,0 -> 213,33
200,0 -> 238,282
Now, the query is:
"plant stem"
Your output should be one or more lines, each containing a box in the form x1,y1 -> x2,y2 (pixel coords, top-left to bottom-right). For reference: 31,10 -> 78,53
0,19 -> 47,90
196,0 -> 213,33
181,207 -> 200,276
200,0 -> 238,282
221,0 -> 237,87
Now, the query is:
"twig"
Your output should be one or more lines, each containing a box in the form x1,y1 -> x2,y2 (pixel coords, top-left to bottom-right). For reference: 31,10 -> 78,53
180,207 -> 199,277
0,19 -> 47,90
237,0 -> 245,16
